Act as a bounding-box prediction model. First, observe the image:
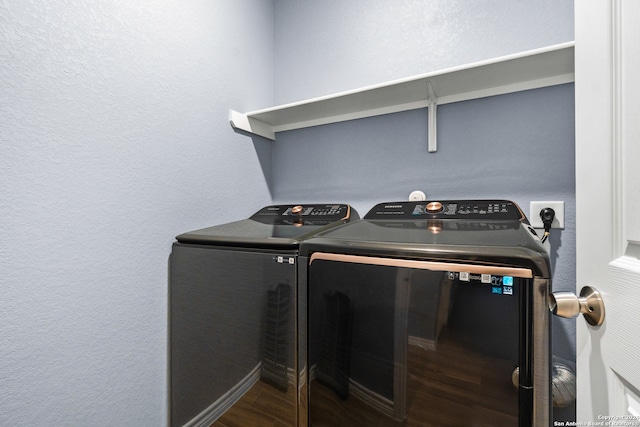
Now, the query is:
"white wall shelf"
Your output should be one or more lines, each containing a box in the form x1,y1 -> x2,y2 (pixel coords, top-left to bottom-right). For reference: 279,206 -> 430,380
230,42 -> 574,151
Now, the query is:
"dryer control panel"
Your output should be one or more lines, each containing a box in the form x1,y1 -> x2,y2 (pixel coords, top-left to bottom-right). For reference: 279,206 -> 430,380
364,200 -> 526,221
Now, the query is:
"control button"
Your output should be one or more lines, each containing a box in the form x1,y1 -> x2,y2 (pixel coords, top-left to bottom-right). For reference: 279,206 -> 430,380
292,205 -> 304,215
426,202 -> 443,213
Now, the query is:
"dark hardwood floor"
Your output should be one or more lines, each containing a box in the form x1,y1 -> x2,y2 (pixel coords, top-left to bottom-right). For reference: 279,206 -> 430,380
210,379 -> 296,427
310,334 -> 518,427
211,332 -> 519,426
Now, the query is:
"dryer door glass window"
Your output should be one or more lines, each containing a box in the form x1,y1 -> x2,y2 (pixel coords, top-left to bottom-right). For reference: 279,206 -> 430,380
307,257 -> 533,427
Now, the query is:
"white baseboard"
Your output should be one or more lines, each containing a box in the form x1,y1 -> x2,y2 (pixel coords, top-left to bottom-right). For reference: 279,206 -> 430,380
349,378 -> 396,420
309,364 -> 403,422
184,364 -> 261,427
408,335 -> 437,351
184,363 -> 297,427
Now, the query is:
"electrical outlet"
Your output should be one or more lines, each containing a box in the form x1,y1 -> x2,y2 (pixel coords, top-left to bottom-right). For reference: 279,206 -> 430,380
529,201 -> 565,229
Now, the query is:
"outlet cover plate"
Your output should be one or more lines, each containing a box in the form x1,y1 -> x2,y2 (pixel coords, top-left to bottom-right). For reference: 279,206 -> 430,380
530,201 -> 565,229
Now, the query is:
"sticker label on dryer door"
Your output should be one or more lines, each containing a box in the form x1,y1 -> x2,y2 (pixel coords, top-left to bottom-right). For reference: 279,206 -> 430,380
274,255 -> 296,265
448,272 -> 514,295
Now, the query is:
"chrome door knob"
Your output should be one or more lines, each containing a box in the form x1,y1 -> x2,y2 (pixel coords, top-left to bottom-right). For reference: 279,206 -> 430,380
549,286 -> 605,326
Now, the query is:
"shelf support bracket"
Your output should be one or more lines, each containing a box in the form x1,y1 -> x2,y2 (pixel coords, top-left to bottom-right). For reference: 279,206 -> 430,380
426,81 -> 437,152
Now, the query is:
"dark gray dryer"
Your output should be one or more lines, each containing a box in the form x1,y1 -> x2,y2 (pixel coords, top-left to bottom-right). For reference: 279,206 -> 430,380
298,200 -> 551,427
170,204 -> 357,427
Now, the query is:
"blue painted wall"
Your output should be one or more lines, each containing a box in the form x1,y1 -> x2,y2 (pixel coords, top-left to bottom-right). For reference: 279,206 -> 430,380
0,0 -> 576,423
0,1 -> 273,425
272,0 -> 576,419
274,0 -> 574,103
273,84 -> 576,357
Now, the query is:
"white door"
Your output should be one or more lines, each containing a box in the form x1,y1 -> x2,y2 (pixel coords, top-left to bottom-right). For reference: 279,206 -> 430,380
575,0 -> 640,423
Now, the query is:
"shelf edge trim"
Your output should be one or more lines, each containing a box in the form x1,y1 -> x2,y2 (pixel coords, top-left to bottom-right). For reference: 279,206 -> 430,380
229,110 -> 275,140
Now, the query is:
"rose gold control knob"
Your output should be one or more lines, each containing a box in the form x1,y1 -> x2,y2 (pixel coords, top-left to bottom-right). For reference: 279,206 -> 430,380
426,202 -> 443,213
292,205 -> 304,215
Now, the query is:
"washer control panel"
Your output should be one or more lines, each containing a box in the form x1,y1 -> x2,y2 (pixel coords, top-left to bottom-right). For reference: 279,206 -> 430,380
252,204 -> 352,221
364,200 -> 525,221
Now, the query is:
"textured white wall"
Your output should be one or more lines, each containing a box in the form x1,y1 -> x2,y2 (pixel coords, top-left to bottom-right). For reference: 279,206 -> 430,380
0,1 -> 272,425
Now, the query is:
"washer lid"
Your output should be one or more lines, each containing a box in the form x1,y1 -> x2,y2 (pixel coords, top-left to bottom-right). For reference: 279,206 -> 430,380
175,204 -> 357,248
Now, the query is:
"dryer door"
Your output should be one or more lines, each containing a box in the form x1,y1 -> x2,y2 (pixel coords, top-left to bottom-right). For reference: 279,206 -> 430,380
307,253 -> 547,427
